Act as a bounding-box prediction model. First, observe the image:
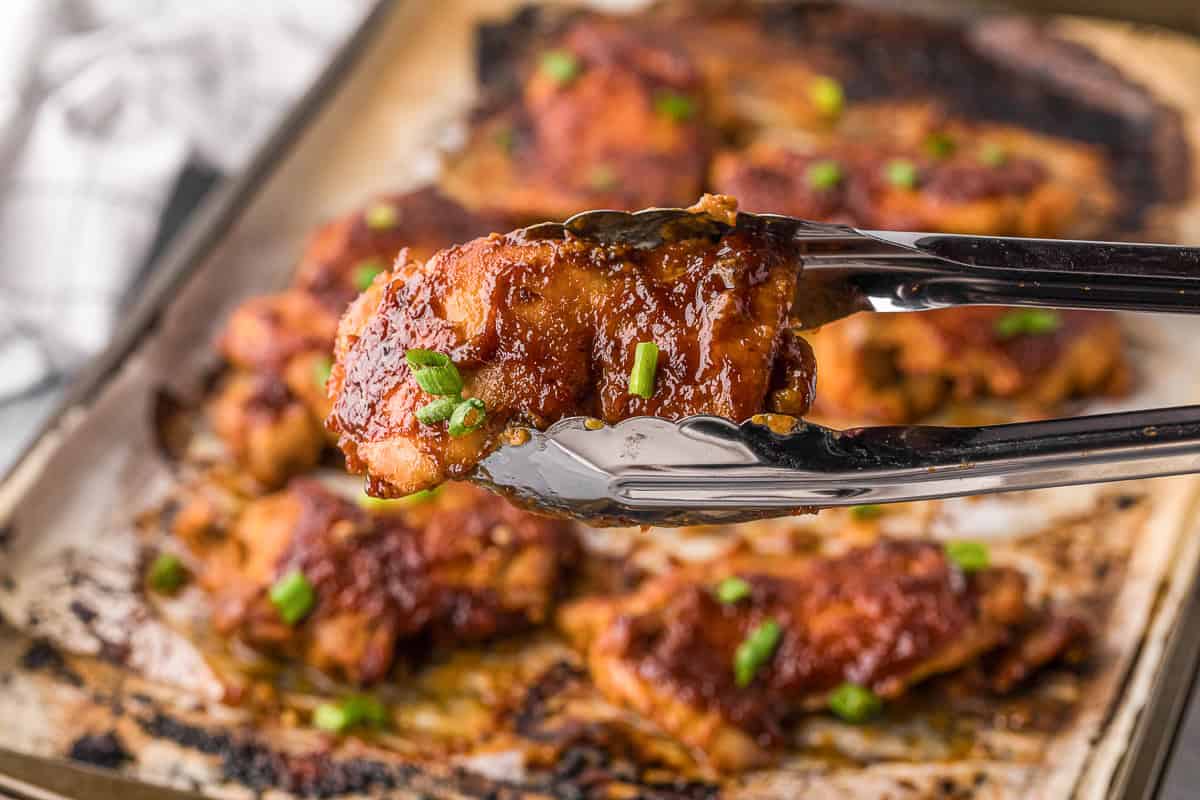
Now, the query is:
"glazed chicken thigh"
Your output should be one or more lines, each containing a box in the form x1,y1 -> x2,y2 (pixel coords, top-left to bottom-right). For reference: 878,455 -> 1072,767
174,479 -> 578,685
327,197 -> 816,496
559,539 -> 1089,771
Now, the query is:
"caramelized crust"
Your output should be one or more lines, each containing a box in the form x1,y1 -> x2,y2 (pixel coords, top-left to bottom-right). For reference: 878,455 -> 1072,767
712,141 -> 1078,237
328,198 -> 815,496
809,307 -> 1130,423
209,189 -> 503,486
294,187 -> 509,310
218,290 -> 340,375
207,373 -> 326,488
180,479 -> 577,685
442,19 -> 711,220
559,540 -> 1051,770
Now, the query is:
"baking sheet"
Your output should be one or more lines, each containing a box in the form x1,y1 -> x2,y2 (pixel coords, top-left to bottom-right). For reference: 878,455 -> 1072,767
1,1 -> 1200,798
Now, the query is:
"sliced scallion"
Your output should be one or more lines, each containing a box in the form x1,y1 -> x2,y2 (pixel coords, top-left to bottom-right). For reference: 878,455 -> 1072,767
734,620 -> 782,688
809,76 -> 844,118
944,540 -> 989,573
715,577 -> 752,605
269,571 -> 315,625
628,341 -> 659,399
828,682 -> 882,722
448,397 -> 487,437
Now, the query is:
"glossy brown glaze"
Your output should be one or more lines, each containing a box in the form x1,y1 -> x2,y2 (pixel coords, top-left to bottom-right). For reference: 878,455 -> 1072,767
178,479 -> 578,685
294,187 -> 509,310
810,307 -> 1130,424
328,197 -> 815,496
712,141 -> 1074,237
559,540 -> 1046,770
210,189 -> 504,487
442,19 -> 711,221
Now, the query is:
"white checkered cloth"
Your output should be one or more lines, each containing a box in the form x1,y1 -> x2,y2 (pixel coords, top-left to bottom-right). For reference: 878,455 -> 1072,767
0,0 -> 372,399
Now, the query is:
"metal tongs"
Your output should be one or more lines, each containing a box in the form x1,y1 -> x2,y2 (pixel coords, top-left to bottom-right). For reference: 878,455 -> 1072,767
474,207 -> 1200,525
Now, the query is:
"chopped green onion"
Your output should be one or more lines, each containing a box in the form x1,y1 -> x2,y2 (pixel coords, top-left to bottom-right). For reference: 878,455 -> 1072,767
628,341 -> 659,399
405,349 -> 451,369
410,355 -> 463,396
353,259 -> 384,291
925,132 -> 956,159
994,309 -> 1062,339
654,91 -> 697,122
147,553 -> 188,594
448,397 -> 487,437
359,486 -> 441,511
715,577 -> 752,604
269,571 -> 315,625
540,50 -> 581,84
734,619 -> 782,687
313,694 -> 388,733
588,164 -> 618,191
979,142 -> 1007,167
850,504 -> 883,521
364,203 -> 398,230
493,126 -> 516,153
313,356 -> 333,389
828,682 -> 882,722
944,540 -> 989,573
805,160 -> 842,190
884,158 -> 918,189
809,76 -> 844,118
416,396 -> 461,425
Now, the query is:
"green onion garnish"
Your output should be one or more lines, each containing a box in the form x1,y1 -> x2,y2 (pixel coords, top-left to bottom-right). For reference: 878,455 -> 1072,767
715,577 -> 751,604
994,309 -> 1062,339
413,364 -> 462,396
147,553 -> 188,594
365,203 -> 397,230
313,694 -> 388,733
805,160 -> 842,190
979,142 -> 1007,167
809,76 -> 844,118
448,397 -> 487,437
944,540 -> 989,573
416,396 -> 461,425
359,486 -> 441,511
353,259 -> 384,291
828,682 -> 882,723
588,164 -> 618,191
405,349 -> 450,369
850,504 -> 883,520
405,348 -> 463,397
269,571 -> 315,625
654,91 -> 696,122
925,132 -> 956,159
628,341 -> 659,399
734,619 -> 782,687
540,50 -> 581,84
313,356 -> 333,389
884,159 -> 918,189
493,126 -> 516,153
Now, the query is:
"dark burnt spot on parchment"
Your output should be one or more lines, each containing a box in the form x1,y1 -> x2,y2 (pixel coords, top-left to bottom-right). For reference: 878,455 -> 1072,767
68,730 -> 132,769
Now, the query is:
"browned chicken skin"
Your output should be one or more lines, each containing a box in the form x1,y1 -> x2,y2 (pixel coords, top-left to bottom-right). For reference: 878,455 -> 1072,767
559,539 -> 1088,771
174,479 -> 578,685
809,307 -> 1130,423
327,197 -> 816,496
208,189 -> 505,488
712,140 -> 1079,237
442,19 -> 711,220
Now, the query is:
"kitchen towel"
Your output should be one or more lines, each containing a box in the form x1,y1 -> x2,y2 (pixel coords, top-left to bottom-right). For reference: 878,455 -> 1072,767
0,0 -> 372,399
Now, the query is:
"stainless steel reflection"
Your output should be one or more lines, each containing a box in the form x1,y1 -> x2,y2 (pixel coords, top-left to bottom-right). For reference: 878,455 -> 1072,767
474,205 -> 1200,525
475,406 -> 1200,526
557,205 -> 1200,328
